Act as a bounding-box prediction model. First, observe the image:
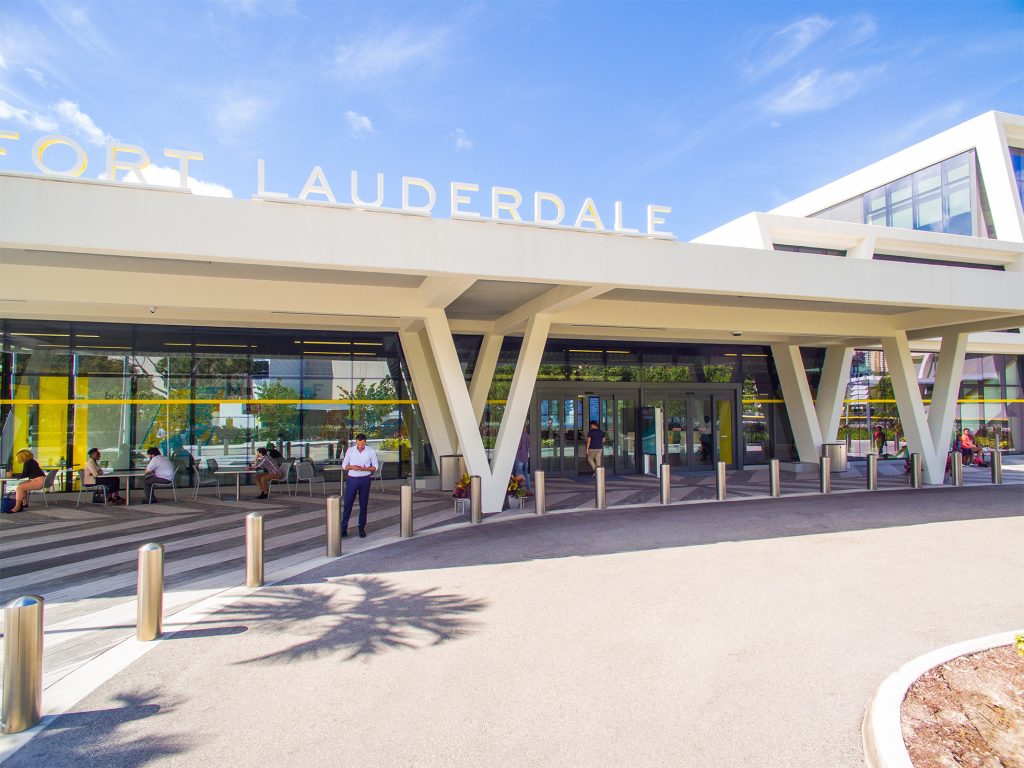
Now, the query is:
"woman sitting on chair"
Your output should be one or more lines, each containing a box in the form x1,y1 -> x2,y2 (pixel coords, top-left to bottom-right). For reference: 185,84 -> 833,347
250,447 -> 281,500
10,449 -> 46,513
85,447 -> 124,504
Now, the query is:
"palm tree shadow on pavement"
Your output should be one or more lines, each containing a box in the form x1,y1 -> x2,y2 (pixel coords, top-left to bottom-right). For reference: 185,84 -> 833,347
4,690 -> 186,768
226,575 -> 488,665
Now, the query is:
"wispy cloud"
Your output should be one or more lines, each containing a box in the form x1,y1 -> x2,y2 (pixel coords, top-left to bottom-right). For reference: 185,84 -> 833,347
450,128 -> 472,152
742,16 -> 834,79
333,25 -> 451,83
39,1 -> 117,60
213,90 -> 273,141
216,0 -> 299,17
345,110 -> 376,139
0,97 -> 58,132
53,99 -> 108,145
100,163 -> 234,197
763,66 -> 884,114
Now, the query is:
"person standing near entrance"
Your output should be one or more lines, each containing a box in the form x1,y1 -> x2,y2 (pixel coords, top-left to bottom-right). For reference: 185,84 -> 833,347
341,433 -> 378,538
585,421 -> 604,473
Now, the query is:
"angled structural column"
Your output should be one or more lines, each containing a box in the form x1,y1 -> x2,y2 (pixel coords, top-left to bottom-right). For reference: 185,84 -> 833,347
399,322 -> 457,462
422,310 -> 550,512
770,344 -> 822,463
816,345 -> 855,441
468,334 -> 504,425
880,331 -> 967,485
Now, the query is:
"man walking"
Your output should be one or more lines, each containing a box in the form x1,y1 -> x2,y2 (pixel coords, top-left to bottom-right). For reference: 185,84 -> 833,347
341,433 -> 378,538
585,420 -> 604,474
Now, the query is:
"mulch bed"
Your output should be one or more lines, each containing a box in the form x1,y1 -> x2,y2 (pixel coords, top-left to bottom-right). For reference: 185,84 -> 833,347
901,644 -> 1024,767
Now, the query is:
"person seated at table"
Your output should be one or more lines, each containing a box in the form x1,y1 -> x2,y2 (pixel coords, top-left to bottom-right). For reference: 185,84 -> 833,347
959,428 -> 981,465
250,447 -> 282,500
85,447 -> 124,504
265,442 -> 283,461
142,447 -> 175,504
9,449 -> 45,513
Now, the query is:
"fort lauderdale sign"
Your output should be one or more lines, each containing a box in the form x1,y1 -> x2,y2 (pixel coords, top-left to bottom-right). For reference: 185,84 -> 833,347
0,131 -> 675,238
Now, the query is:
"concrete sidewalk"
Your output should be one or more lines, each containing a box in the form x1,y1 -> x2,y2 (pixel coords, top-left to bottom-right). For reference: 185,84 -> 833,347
5,485 -> 1024,767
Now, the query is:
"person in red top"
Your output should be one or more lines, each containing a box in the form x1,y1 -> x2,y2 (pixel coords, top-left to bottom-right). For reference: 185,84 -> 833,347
959,428 -> 980,464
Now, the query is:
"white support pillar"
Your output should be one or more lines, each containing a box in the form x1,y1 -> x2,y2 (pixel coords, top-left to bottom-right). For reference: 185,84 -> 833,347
925,332 -> 968,482
816,345 -> 854,442
880,333 -> 940,483
468,334 -> 503,425
770,343 -> 822,463
422,309 -> 550,513
399,324 -> 457,461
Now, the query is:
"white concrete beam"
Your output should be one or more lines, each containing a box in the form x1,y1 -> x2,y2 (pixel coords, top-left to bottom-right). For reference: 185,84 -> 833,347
399,325 -> 457,462
816,345 -> 854,442
418,275 -> 477,309
905,314 -> 1024,340
770,344 -> 822,463
493,285 -> 606,334
468,334 -> 503,424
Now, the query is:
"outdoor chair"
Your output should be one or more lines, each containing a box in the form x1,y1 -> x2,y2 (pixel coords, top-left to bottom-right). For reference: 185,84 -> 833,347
206,457 -> 220,474
294,460 -> 326,497
37,469 -> 58,508
372,461 -> 384,492
268,460 -> 294,496
190,465 -> 221,501
147,469 -> 179,503
76,469 -> 107,508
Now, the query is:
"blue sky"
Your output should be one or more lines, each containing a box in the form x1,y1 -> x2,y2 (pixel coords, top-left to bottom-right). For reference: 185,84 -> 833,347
1,0 -> 1021,239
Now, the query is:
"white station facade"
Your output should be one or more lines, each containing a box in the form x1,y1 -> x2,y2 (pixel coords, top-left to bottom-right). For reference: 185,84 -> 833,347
1,111 -> 1023,512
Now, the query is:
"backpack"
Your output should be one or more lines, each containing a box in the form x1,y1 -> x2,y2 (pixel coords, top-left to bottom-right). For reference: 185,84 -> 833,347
1,494 -> 16,514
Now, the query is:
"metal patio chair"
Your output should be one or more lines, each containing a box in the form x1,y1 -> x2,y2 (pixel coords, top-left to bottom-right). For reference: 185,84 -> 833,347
294,460 -> 326,497
267,460 -> 294,496
76,469 -> 107,508
190,464 -> 221,501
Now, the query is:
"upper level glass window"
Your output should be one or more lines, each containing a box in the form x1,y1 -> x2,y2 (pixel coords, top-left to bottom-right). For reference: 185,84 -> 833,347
812,149 -> 984,237
1010,147 -> 1024,212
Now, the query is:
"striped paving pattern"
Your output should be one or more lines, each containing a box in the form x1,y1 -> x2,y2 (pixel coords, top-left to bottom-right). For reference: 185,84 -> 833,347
0,461 -> 1019,694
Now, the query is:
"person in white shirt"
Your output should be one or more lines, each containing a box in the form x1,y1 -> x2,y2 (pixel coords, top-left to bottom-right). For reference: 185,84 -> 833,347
143,447 -> 176,504
341,433 -> 378,538
85,447 -> 124,504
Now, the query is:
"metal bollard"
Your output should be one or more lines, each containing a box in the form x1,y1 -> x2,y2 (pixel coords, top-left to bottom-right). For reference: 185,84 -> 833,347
136,543 -> 164,641
2,595 -> 43,735
768,459 -> 780,498
469,475 -> 482,524
400,485 -> 414,537
991,450 -> 1003,485
909,453 -> 922,488
715,461 -> 727,501
866,453 -> 878,491
246,511 -> 264,587
595,466 -> 606,509
950,451 -> 963,487
326,496 -> 342,557
660,464 -> 671,505
819,456 -> 831,494
534,470 -> 546,515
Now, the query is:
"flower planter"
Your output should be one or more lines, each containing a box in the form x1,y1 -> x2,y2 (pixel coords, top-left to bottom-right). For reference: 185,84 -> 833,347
454,497 -> 469,515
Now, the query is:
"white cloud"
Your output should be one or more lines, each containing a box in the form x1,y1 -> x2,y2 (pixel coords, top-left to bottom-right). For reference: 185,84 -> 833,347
746,16 -> 834,79
99,162 -> 234,198
334,25 -> 450,82
40,1 -> 116,59
52,99 -> 108,145
0,49 -> 6,69
450,128 -> 472,152
763,66 -> 883,114
0,97 -> 58,132
345,110 -> 376,139
25,68 -> 46,86
217,0 -> 300,17
213,91 -> 272,139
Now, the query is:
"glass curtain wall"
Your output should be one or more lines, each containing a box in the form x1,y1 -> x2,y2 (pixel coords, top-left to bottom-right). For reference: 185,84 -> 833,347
0,321 -> 433,484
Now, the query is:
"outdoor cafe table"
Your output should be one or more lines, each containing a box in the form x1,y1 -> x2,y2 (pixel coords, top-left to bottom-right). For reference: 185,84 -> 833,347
321,465 -> 346,496
214,468 -> 259,501
102,470 -> 148,507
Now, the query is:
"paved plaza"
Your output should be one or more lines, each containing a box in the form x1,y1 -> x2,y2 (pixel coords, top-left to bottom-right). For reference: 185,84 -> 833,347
1,472 -> 1021,767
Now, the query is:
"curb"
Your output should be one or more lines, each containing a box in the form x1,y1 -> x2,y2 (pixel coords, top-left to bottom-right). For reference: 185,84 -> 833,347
862,629 -> 1023,768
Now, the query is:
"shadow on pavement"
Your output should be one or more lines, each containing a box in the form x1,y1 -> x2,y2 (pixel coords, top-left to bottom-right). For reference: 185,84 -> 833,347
5,690 -> 185,768
293,485 -> 1024,579
224,575 -> 487,665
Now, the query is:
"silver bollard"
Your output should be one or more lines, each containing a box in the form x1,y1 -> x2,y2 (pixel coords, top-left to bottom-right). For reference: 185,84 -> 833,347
660,464 -> 671,505
768,459 -> 780,498
326,496 -> 342,557
819,456 -> 831,494
909,453 -> 922,488
470,475 -> 482,524
137,543 -> 164,641
950,451 -> 963,487
595,466 -> 606,509
534,470 -> 546,515
866,453 -> 878,491
991,450 -> 1003,485
715,461 -> 727,501
400,485 -> 414,537
2,595 -> 43,734
246,511 -> 264,587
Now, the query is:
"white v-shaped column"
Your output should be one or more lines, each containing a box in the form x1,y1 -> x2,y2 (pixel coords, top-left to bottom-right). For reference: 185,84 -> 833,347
422,309 -> 550,512
881,331 -> 967,485
770,344 -> 854,463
